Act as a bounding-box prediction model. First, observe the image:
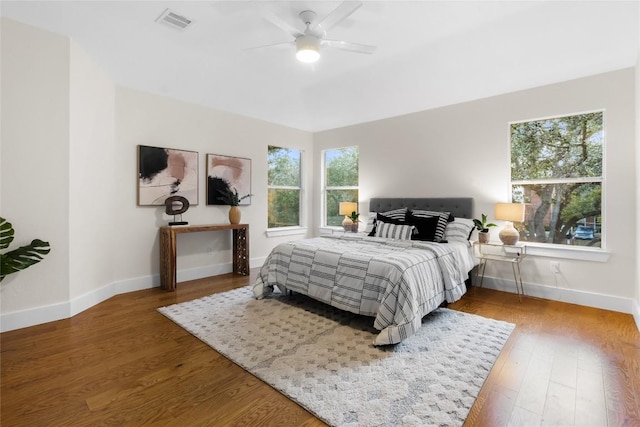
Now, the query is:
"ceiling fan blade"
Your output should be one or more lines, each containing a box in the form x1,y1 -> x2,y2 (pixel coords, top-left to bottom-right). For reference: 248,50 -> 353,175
311,1 -> 362,35
321,39 -> 376,54
264,12 -> 303,38
244,41 -> 294,51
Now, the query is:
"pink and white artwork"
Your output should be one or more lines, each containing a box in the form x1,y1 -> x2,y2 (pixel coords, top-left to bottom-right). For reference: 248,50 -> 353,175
137,145 -> 198,206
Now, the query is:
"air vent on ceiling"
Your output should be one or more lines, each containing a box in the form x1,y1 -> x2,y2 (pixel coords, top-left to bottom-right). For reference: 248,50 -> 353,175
155,8 -> 193,31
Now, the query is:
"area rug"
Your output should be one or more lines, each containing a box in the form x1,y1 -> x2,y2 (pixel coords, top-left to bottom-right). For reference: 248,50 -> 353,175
158,286 -> 514,427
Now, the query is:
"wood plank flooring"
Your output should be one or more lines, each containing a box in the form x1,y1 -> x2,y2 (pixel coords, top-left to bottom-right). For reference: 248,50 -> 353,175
2,271 -> 639,426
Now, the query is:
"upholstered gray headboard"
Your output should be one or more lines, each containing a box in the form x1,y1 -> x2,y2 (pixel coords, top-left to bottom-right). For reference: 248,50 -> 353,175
369,198 -> 473,219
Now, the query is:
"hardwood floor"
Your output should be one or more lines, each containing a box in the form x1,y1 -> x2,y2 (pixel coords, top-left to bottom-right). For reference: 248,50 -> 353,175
2,271 -> 639,426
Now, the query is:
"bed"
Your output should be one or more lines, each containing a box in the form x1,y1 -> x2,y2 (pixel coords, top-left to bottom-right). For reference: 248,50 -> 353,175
253,197 -> 478,345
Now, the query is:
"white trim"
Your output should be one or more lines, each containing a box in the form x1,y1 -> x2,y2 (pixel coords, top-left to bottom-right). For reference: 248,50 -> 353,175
0,256 -> 266,333
478,275 -> 634,314
633,299 -> 640,333
523,242 -> 610,262
266,226 -> 308,237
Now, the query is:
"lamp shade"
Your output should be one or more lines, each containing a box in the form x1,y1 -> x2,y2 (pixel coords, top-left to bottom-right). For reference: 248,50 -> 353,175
339,202 -> 358,216
296,35 -> 320,63
494,203 -> 525,222
494,203 -> 525,245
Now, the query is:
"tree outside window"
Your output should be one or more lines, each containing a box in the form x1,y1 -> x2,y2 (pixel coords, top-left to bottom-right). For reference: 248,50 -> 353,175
324,147 -> 358,226
268,146 -> 301,228
510,111 -> 603,247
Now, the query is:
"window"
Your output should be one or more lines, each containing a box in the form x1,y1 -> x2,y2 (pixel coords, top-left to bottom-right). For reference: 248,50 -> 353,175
510,111 -> 603,248
268,146 -> 302,228
323,146 -> 359,227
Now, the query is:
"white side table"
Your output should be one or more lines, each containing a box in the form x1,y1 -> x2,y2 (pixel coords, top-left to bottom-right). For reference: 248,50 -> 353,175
473,241 -> 527,301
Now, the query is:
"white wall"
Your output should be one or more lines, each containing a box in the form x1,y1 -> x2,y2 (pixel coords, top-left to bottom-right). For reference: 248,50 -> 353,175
635,6 -> 640,329
1,19 -> 71,321
113,87 -> 313,287
0,18 -> 313,331
68,41 -> 116,305
314,69 -> 637,312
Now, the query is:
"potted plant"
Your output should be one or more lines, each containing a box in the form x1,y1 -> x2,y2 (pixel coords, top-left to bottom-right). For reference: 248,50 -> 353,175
217,187 -> 252,224
348,211 -> 360,232
473,214 -> 497,243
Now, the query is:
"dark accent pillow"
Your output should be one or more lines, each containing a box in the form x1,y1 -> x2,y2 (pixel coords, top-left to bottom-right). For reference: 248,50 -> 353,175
408,214 -> 440,241
410,210 -> 450,242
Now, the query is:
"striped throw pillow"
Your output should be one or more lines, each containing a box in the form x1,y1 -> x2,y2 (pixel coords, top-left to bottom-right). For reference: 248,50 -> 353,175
380,208 -> 408,221
410,210 -> 450,242
375,221 -> 414,240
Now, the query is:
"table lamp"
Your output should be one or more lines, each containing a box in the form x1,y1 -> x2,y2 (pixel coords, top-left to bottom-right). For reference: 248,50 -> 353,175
339,202 -> 358,230
494,203 -> 525,245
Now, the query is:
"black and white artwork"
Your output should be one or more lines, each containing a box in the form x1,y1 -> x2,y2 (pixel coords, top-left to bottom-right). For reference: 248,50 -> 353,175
206,154 -> 251,205
137,145 -> 198,206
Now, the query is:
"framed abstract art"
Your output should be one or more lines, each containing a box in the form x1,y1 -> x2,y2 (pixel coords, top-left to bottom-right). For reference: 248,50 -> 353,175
206,154 -> 252,205
137,145 -> 198,206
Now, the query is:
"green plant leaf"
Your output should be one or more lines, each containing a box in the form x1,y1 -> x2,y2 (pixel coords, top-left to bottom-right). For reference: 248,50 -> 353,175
0,217 -> 15,251
0,239 -> 51,282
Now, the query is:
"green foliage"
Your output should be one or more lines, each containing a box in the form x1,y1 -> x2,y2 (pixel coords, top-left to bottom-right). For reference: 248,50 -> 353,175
1,217 -> 50,282
325,147 -> 359,226
217,187 -> 252,206
473,214 -> 497,232
326,147 -> 358,187
268,146 -> 300,186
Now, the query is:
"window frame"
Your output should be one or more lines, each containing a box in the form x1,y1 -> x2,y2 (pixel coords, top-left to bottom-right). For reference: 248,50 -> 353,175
266,145 -> 306,236
508,109 -> 607,256
322,146 -> 359,228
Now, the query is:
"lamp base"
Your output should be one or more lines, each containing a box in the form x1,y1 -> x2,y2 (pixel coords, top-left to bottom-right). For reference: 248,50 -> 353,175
499,222 -> 520,245
342,216 -> 354,231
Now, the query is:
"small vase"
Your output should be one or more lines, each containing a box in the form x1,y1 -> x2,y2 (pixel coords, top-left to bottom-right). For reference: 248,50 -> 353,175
228,206 -> 241,224
478,231 -> 490,243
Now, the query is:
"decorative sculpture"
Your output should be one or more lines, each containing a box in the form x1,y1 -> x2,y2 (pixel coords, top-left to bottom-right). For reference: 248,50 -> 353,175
165,196 -> 189,226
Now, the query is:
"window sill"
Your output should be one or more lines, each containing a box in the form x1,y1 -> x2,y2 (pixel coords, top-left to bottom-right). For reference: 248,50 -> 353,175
522,242 -> 610,262
318,227 -> 347,235
266,226 -> 308,238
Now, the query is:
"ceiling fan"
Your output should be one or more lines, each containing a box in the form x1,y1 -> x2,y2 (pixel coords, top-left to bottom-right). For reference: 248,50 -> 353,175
252,1 -> 376,63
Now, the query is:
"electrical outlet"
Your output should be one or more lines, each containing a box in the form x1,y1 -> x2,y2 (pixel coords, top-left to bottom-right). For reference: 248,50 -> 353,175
551,261 -> 560,274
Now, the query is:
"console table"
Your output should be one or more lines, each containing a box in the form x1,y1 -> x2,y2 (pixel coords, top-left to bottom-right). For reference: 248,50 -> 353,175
159,223 -> 250,291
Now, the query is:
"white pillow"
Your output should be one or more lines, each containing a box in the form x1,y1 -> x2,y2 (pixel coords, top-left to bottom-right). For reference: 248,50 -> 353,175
375,221 -> 414,240
444,217 -> 475,243
364,212 -> 376,234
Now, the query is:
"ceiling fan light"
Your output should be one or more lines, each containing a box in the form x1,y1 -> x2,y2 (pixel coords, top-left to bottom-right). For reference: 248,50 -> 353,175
296,35 -> 320,63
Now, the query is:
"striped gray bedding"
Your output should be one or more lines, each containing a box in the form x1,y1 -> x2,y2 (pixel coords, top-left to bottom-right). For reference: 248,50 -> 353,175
253,234 -> 476,345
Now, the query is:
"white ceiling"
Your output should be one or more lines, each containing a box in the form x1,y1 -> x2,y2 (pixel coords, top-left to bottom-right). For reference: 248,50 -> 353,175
1,1 -> 638,132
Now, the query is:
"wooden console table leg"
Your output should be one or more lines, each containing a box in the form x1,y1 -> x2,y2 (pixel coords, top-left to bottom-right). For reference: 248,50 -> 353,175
232,226 -> 250,276
159,228 -> 177,290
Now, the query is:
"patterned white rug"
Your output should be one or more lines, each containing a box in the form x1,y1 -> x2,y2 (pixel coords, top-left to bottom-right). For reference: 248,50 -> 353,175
159,286 -> 514,427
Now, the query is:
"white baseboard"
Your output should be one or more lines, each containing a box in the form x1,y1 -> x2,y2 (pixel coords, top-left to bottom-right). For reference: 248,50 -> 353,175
0,257 -> 266,333
478,276 -> 636,315
633,299 -> 640,333
3,259 -> 634,334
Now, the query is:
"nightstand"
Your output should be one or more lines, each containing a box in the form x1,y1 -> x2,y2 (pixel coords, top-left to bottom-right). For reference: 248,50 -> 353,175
473,241 -> 527,301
